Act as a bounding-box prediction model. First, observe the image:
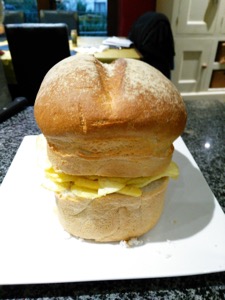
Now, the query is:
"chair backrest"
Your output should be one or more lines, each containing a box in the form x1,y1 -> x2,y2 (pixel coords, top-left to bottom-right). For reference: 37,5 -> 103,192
5,23 -> 71,105
129,12 -> 175,79
39,10 -> 79,35
3,10 -> 25,24
0,59 -> 28,122
0,59 -> 12,108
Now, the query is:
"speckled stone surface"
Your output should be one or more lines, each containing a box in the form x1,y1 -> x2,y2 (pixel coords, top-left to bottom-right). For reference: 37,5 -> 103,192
0,100 -> 225,299
182,99 -> 225,213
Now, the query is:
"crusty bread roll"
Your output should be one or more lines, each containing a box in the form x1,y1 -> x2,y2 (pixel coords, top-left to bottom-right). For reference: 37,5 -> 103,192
34,54 -> 187,242
56,177 -> 169,242
34,54 -> 186,178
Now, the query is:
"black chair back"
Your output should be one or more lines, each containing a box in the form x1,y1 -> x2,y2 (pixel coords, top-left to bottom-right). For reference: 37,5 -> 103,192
3,10 -> 25,24
0,58 -> 12,108
5,23 -> 71,105
39,10 -> 79,35
0,56 -> 28,122
129,12 -> 175,79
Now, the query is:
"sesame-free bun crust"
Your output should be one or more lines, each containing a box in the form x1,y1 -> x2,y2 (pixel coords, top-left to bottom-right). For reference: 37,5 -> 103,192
34,54 -> 186,177
56,177 -> 169,242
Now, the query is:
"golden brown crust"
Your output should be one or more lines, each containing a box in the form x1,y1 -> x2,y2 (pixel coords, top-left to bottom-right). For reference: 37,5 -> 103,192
34,54 -> 187,177
47,140 -> 173,177
55,177 -> 169,242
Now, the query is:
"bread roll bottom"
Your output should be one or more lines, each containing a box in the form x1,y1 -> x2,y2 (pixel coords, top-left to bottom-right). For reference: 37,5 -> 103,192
55,177 -> 169,242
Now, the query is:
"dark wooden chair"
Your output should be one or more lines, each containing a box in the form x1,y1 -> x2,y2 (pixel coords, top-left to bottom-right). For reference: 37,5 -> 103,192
39,10 -> 79,35
129,12 -> 175,79
3,10 -> 25,24
0,59 -> 28,122
5,23 -> 71,105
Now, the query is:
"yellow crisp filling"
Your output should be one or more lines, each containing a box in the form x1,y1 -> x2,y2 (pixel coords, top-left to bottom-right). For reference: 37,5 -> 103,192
42,161 -> 179,199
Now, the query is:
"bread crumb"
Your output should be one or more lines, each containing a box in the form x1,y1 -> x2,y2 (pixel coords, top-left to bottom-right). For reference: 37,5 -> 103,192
120,238 -> 143,248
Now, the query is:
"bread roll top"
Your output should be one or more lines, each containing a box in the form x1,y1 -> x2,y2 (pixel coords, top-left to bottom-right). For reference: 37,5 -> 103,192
34,54 -> 187,177
35,54 -> 186,139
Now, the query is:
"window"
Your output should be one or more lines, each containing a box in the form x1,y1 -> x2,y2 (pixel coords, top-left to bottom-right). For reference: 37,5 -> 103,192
4,0 -> 39,22
94,2 -> 106,14
4,0 -> 107,36
57,0 -> 107,35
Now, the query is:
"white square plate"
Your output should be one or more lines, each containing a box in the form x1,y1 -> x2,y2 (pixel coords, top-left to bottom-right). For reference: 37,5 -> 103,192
0,136 -> 225,285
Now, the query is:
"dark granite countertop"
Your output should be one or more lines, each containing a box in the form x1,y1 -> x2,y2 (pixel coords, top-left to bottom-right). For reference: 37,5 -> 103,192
0,99 -> 225,299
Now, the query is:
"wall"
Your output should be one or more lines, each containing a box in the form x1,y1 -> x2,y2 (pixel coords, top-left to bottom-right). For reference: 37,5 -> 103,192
37,0 -> 56,11
118,0 -> 156,36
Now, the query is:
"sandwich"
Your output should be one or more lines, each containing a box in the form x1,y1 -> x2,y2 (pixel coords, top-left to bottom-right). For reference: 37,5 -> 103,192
34,53 -> 187,242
